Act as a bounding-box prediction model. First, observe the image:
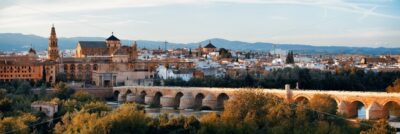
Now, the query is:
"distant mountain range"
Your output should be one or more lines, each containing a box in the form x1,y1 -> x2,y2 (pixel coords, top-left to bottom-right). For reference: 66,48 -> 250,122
0,33 -> 399,55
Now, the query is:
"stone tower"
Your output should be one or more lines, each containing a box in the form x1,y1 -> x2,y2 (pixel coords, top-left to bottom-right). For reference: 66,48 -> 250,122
130,41 -> 138,61
48,25 -> 59,61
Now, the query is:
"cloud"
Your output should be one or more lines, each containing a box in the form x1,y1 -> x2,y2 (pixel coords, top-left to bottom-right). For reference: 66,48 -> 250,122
267,28 -> 400,46
0,0 -> 398,47
268,16 -> 289,20
1,0 -> 398,21
1,0 -> 199,15
218,0 -> 400,20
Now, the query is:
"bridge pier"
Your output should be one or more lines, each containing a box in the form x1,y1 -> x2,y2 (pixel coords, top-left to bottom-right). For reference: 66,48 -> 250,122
179,92 -> 194,109
117,93 -> 126,102
126,93 -> 136,102
136,92 -> 146,104
337,101 -> 353,118
202,94 -> 217,109
366,102 -> 387,120
160,96 -> 176,107
145,96 -> 154,105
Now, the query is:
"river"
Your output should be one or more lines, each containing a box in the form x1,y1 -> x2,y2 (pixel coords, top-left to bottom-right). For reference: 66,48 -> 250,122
106,101 -> 221,118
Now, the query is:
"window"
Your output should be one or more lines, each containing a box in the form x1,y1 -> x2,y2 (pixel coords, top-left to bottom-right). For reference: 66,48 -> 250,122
93,64 -> 98,70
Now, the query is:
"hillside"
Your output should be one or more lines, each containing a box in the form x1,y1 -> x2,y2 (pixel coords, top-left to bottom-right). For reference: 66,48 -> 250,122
0,33 -> 399,55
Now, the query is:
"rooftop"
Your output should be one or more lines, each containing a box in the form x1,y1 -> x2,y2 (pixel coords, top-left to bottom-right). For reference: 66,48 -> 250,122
78,41 -> 107,48
106,34 -> 120,41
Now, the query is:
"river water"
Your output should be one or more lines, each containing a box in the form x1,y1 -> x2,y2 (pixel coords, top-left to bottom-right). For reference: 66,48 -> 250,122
106,101 -> 221,118
358,107 -> 400,132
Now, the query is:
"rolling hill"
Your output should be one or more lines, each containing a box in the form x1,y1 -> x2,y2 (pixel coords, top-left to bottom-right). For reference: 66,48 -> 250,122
0,33 -> 399,55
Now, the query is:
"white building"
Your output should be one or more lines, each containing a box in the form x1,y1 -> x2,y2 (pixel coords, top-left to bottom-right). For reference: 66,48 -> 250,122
156,66 -> 194,81
272,58 -> 285,65
31,101 -> 58,118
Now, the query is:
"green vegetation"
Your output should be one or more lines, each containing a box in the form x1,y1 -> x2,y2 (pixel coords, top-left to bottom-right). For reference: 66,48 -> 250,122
52,91 -> 395,134
387,79 -> 400,93
286,50 -> 295,64
219,48 -> 232,58
165,67 -> 400,91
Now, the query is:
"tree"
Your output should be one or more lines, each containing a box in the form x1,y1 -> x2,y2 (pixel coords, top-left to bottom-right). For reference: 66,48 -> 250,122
55,103 -> 149,134
221,91 -> 281,129
309,94 -> 338,120
243,74 -> 255,87
188,48 -> 192,57
81,101 -> 111,113
38,84 -> 47,100
15,81 -> 32,95
386,79 -> 400,93
286,51 -> 295,64
0,113 -> 37,134
71,91 -> 97,103
219,48 -> 232,58
0,98 -> 12,113
360,119 -> 396,134
54,110 -> 102,134
56,72 -> 67,82
245,52 -> 251,59
0,89 -> 6,98
53,82 -> 75,100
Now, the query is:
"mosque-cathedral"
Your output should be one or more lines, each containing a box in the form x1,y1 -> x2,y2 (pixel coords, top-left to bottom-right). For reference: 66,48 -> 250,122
0,25 -> 193,86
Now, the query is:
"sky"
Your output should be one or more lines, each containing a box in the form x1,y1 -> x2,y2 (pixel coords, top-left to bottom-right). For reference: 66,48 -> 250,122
0,0 -> 399,47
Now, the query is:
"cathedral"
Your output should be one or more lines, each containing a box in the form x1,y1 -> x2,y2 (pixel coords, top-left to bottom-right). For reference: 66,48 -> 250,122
75,32 -> 138,61
0,25 -> 193,87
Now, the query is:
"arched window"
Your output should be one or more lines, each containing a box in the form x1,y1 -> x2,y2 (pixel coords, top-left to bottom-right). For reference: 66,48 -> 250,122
93,64 -> 98,71
78,64 -> 83,70
85,64 -> 91,71
70,64 -> 75,70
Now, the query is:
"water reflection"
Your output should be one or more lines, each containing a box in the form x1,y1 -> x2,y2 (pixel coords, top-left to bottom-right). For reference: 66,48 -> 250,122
358,107 -> 366,119
106,101 -> 221,118
145,107 -> 221,118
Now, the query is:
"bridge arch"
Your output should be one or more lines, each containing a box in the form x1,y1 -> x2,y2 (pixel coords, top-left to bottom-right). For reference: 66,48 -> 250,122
383,101 -> 400,120
113,90 -> 120,100
126,89 -> 132,95
194,93 -> 205,110
350,100 -> 367,119
152,92 -> 163,106
293,95 -> 310,103
174,92 -> 184,108
216,93 -> 229,110
137,91 -> 147,104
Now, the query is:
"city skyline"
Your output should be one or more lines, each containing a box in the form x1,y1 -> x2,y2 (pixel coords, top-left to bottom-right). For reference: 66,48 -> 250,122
1,0 -> 400,47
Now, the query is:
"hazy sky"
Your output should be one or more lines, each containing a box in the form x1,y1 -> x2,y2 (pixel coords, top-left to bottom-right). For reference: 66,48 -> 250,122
0,0 -> 399,47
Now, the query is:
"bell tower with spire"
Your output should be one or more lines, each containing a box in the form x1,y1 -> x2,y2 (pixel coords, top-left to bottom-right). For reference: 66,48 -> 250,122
48,24 -> 59,61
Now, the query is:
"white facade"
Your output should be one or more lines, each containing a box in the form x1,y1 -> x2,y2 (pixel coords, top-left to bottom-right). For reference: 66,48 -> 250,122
156,66 -> 193,81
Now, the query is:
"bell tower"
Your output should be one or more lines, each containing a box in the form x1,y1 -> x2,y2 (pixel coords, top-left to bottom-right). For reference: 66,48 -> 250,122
130,41 -> 138,61
48,24 -> 59,61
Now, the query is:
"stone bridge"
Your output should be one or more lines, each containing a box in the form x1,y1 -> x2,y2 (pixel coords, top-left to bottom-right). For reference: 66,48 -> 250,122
113,85 -> 400,120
